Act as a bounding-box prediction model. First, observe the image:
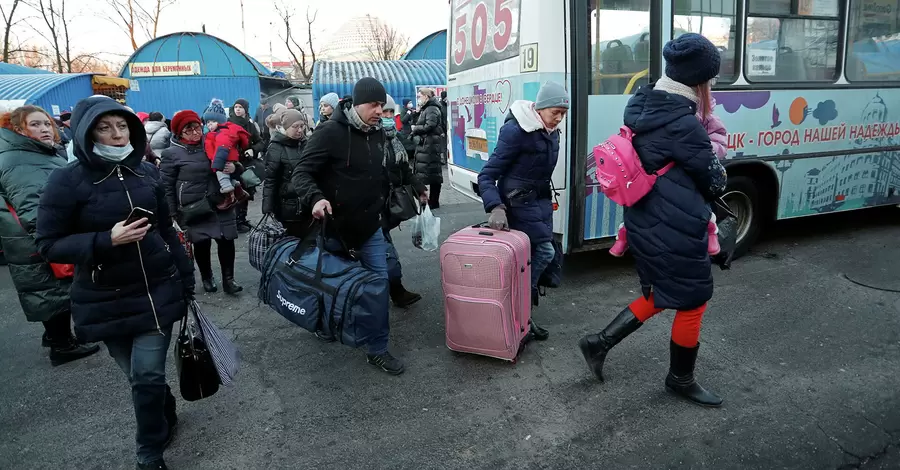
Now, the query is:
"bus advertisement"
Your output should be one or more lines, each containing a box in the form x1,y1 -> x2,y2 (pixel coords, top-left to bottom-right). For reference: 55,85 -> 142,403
445,0 -> 900,256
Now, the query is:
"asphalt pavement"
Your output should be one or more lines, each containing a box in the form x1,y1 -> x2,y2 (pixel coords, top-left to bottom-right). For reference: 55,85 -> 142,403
1,192 -> 899,470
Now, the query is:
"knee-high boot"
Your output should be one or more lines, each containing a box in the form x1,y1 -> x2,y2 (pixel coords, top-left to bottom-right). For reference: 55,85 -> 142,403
578,307 -> 644,381
664,340 -> 723,407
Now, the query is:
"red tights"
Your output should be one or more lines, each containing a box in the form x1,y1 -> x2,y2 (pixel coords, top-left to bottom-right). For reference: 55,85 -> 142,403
628,294 -> 706,348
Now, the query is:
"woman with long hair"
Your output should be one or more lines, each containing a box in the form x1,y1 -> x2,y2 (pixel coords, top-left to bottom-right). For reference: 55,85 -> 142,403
0,105 -> 100,365
578,33 -> 728,407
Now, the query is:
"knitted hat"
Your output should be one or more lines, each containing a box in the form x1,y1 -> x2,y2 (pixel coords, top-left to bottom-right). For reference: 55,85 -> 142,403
203,98 -> 227,124
383,94 -> 397,112
663,33 -> 721,86
352,77 -> 386,105
265,113 -> 280,130
287,96 -> 300,108
233,98 -> 250,113
534,82 -> 571,110
136,111 -> 150,123
281,109 -> 305,129
171,110 -> 201,136
319,92 -> 340,110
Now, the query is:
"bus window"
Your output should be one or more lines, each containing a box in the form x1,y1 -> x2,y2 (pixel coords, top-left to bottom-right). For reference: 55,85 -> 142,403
673,0 -> 738,83
745,0 -> 840,82
846,0 -> 900,82
590,0 -> 651,95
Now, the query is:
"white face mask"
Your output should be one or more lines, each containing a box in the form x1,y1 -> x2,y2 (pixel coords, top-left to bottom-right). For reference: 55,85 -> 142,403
93,142 -> 134,162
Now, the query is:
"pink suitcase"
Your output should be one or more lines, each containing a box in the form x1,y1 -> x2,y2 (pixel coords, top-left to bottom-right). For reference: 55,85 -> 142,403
440,224 -> 531,361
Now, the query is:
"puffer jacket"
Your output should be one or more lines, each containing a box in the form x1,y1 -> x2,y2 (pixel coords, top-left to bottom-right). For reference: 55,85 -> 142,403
144,120 -> 171,158
35,96 -> 195,342
0,128 -> 71,322
411,98 -> 444,185
623,84 -> 728,310
477,101 -> 559,245
160,137 -> 238,243
292,99 -> 388,249
262,132 -> 307,223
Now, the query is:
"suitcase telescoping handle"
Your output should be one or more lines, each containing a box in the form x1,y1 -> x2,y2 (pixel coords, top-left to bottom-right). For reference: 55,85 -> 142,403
471,222 -> 495,236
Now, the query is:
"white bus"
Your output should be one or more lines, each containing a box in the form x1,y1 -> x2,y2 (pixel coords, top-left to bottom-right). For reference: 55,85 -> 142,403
446,0 -> 900,255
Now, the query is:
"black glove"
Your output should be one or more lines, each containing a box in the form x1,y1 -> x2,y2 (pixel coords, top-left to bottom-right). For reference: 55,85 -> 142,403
183,285 -> 196,302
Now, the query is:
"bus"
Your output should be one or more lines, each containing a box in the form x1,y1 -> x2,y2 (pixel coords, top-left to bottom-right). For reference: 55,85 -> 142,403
445,0 -> 900,255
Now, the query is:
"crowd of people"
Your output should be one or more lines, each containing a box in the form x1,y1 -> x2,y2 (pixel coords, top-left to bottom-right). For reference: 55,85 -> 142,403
0,33 -> 728,470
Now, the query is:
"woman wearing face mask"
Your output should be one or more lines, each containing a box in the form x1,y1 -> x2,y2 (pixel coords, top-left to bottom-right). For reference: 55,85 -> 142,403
0,105 -> 101,365
381,95 -> 428,307
410,88 -> 444,209
262,109 -> 310,235
35,96 -> 195,470
160,110 -> 241,295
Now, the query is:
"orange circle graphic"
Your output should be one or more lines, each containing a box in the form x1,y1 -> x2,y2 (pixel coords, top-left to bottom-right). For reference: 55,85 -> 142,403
789,97 -> 808,125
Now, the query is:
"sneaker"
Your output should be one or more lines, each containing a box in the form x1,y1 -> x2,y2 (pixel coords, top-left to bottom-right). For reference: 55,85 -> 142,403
136,459 -> 168,470
366,352 -> 405,375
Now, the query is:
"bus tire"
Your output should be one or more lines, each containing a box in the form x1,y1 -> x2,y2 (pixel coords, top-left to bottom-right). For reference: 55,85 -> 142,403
721,175 -> 762,259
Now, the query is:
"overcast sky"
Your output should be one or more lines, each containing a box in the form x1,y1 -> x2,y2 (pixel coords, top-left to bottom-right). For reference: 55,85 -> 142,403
7,0 -> 449,63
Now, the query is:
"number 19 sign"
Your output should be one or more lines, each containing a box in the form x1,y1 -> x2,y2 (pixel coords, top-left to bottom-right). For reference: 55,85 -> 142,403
450,0 -> 521,74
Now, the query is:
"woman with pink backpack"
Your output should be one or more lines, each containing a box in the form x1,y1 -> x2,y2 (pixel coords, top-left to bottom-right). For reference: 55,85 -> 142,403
578,33 -> 728,407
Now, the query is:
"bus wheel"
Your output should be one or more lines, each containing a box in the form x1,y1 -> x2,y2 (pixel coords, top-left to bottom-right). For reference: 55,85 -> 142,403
721,175 -> 762,259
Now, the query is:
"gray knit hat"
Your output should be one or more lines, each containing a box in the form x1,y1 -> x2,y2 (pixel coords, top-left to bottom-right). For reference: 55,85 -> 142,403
319,92 -> 340,110
534,82 -> 571,110
383,94 -> 397,112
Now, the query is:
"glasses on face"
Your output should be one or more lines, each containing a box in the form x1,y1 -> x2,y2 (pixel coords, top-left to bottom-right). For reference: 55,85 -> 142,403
183,125 -> 203,135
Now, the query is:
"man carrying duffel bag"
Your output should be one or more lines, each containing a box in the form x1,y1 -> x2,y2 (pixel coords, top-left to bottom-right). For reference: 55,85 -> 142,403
288,77 -> 404,376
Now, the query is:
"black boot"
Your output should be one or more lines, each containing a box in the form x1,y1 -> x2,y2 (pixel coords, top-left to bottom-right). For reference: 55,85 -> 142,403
389,279 -> 422,308
164,385 -> 178,448
664,340 -> 723,407
49,336 -> 101,367
201,275 -> 218,293
578,307 -> 644,381
529,290 -> 549,341
222,269 -> 242,295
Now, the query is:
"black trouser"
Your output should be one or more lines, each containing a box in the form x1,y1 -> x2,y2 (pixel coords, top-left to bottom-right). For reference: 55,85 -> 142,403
42,311 -> 72,341
193,238 -> 236,278
429,183 -> 442,209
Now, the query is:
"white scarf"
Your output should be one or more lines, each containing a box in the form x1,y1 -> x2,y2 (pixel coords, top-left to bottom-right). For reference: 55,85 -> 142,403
654,75 -> 700,105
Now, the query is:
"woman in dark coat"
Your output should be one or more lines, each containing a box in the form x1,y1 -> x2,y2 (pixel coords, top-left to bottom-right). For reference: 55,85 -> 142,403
579,33 -> 728,407
477,82 -> 570,342
161,110 -> 242,295
410,88 -> 444,209
35,96 -> 194,469
0,105 -> 100,365
262,108 -> 309,234
229,98 -> 266,233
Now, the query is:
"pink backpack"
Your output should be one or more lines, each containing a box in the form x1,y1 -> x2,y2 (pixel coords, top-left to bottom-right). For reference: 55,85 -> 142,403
593,126 -> 675,207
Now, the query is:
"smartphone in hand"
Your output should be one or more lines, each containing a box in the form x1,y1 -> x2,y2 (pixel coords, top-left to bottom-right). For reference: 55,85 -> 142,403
125,207 -> 156,228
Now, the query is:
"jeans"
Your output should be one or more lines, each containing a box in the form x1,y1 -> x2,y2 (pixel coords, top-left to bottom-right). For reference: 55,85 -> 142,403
327,229 -> 391,355
105,326 -> 174,465
382,227 -> 402,282
531,241 -> 556,292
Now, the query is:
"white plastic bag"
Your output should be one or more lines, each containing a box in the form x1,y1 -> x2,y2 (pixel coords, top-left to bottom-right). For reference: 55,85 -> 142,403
412,205 -> 441,252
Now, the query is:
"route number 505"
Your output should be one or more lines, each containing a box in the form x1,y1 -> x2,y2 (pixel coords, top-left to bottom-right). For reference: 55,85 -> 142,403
453,0 -> 515,66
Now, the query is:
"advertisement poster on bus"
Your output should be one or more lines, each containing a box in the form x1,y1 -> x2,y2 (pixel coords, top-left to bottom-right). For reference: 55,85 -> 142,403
449,0 -> 521,74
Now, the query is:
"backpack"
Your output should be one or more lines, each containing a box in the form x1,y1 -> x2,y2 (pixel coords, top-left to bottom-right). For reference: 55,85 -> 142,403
593,126 -> 674,207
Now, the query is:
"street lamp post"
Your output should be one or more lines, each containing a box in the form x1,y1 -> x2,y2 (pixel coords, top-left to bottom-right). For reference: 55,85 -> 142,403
775,159 -> 794,215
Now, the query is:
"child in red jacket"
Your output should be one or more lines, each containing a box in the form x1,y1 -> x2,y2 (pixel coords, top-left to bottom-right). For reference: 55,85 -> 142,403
203,98 -> 250,196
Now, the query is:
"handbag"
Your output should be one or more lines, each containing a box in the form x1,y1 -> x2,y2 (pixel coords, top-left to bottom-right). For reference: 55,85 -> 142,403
190,300 -> 240,386
174,305 -> 220,401
248,214 -> 286,271
388,184 -> 421,227
239,165 -> 262,189
5,202 -> 73,279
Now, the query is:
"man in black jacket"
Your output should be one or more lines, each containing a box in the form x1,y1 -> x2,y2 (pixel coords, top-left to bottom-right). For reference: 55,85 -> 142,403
292,77 -> 405,376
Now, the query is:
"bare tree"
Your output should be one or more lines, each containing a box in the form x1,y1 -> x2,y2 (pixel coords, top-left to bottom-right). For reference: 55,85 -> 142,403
105,0 -> 177,51
273,0 -> 318,83
1,0 -> 24,62
24,0 -> 72,72
362,14 -> 407,61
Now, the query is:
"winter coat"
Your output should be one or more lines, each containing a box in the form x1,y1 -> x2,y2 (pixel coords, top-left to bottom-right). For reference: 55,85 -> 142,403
262,132 -> 307,223
699,101 -> 727,159
205,122 -> 250,166
384,126 -> 425,230
0,128 -> 71,322
255,105 -> 274,148
144,120 -> 171,158
622,84 -> 728,310
35,96 -> 195,343
160,138 -> 238,243
292,100 -> 388,249
411,98 -> 444,185
477,101 -> 559,245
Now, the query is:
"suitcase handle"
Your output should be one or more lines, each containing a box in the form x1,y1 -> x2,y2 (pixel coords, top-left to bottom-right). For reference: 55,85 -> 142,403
478,231 -> 494,236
